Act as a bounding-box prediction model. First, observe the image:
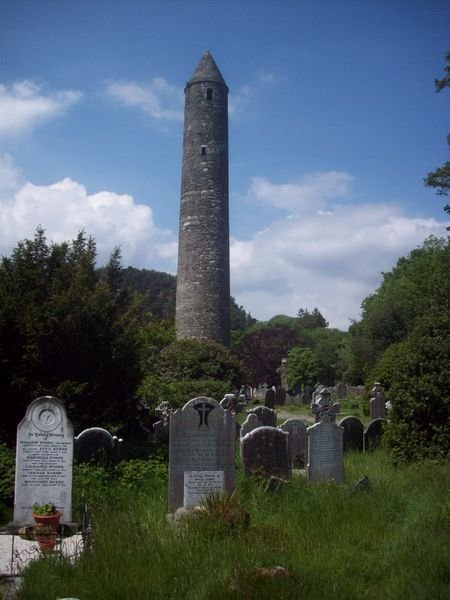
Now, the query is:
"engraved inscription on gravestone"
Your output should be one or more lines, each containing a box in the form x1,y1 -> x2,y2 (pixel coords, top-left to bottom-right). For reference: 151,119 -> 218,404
184,471 -> 224,507
13,396 -> 74,524
168,397 -> 235,513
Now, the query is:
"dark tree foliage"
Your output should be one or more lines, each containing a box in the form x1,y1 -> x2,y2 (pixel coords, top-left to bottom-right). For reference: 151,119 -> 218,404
118,266 -> 176,320
0,229 -> 145,439
372,311 -> 450,462
235,325 -> 299,386
300,327 -> 347,386
297,307 -> 328,330
344,236 -> 448,382
424,52 -> 450,218
230,297 -> 257,331
139,339 -> 244,409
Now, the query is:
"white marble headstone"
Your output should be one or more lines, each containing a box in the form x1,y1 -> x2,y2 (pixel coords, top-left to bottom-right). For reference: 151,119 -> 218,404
13,396 -> 73,524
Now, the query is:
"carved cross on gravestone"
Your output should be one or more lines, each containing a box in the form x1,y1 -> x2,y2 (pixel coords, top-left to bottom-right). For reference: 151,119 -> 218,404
311,388 -> 340,423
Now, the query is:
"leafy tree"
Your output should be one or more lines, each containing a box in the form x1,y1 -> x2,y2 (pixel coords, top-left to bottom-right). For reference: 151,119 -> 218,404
235,325 -> 299,386
139,339 -> 244,409
424,52 -> 450,218
371,311 -> 450,462
286,347 -> 318,389
344,237 -> 448,381
297,308 -> 328,330
301,327 -> 347,385
0,229 -> 146,439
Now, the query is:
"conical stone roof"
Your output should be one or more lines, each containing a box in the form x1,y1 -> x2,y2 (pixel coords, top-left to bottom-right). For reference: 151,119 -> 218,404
187,51 -> 227,87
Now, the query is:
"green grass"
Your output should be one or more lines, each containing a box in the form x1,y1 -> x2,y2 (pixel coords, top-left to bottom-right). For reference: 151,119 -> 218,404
16,452 -> 450,600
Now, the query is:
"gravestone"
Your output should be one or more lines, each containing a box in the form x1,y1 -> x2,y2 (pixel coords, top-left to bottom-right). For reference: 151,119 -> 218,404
338,416 -> 363,452
307,392 -> 344,484
312,384 -> 325,403
241,427 -> 291,478
275,388 -> 287,406
74,427 -> 122,467
364,418 -> 387,451
336,382 -> 348,400
168,397 -> 235,513
277,358 -> 289,390
153,418 -> 170,440
265,388 -> 275,409
250,406 -> 277,427
279,419 -> 307,467
220,393 -> 236,410
370,382 -> 386,420
311,388 -> 340,423
13,396 -> 74,525
240,413 -> 260,438
301,389 -> 312,405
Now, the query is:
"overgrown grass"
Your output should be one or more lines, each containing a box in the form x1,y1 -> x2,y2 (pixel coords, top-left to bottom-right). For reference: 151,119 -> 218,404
16,452 -> 450,599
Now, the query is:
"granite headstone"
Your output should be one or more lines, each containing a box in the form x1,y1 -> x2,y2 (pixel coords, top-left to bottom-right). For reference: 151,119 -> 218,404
338,416 -> 363,452
168,397 -> 235,513
241,427 -> 291,478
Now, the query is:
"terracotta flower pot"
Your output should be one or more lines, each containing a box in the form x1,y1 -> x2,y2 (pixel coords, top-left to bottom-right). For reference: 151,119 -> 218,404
35,531 -> 57,553
32,511 -> 63,553
32,511 -> 63,530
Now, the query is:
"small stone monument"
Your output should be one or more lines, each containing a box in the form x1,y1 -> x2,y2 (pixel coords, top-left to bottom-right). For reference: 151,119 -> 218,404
240,413 -> 260,438
264,388 -> 275,409
338,416 -> 363,452
275,388 -> 287,406
364,418 -> 387,451
241,427 -> 291,478
168,397 -> 235,513
13,396 -> 74,525
336,382 -> 348,400
307,389 -> 344,484
277,358 -> 289,390
370,383 -> 386,420
311,388 -> 340,423
279,418 -> 307,466
249,406 -> 277,427
75,427 -> 122,467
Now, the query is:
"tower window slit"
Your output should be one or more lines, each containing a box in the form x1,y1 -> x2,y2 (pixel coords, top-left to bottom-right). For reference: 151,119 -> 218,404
206,88 -> 213,100
201,146 -> 206,155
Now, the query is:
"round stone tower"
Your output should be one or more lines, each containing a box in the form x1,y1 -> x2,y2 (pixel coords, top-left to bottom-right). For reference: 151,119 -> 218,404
175,51 -> 230,346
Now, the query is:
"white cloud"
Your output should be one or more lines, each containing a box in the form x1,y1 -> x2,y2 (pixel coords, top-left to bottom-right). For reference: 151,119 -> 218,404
231,175 -> 450,329
0,155 -> 177,270
106,77 -> 183,121
229,70 -> 276,119
0,81 -> 82,137
248,172 -> 354,212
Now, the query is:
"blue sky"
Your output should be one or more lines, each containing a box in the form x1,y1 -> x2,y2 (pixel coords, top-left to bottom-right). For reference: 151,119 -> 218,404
1,1 -> 449,329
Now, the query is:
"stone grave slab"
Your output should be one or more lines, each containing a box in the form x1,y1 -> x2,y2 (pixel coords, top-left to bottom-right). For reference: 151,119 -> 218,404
370,383 -> 386,420
339,416 -> 363,452
168,397 -> 235,513
13,396 -> 73,525
240,413 -> 260,438
264,388 -> 275,409
241,426 -> 291,478
250,406 -> 277,427
279,418 -> 307,466
74,427 -> 122,467
364,418 -> 387,451
275,388 -> 287,406
307,420 -> 344,484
